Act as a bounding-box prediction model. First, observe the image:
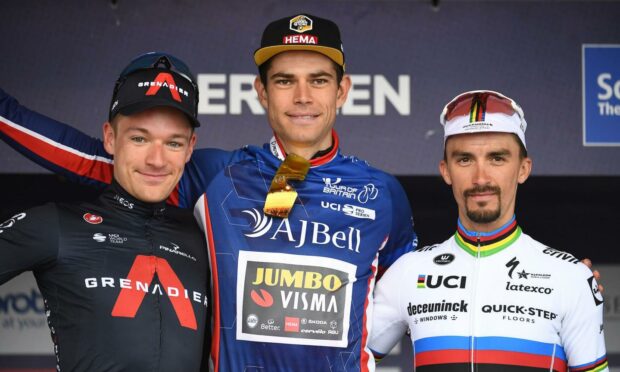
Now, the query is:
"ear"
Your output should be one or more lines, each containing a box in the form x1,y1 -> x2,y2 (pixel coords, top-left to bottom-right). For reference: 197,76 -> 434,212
254,76 -> 268,110
517,157 -> 532,184
439,159 -> 452,186
185,133 -> 197,163
336,74 -> 352,109
103,122 -> 115,156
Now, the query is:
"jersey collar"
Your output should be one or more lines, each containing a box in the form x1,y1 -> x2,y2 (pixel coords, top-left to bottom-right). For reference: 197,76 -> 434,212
269,129 -> 340,167
101,180 -> 168,218
454,215 -> 522,257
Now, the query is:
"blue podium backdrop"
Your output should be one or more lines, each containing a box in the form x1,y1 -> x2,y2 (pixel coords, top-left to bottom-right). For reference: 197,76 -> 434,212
1,0 -> 620,175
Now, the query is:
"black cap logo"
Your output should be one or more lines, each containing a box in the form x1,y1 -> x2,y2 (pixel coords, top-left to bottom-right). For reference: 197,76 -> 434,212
289,15 -> 313,33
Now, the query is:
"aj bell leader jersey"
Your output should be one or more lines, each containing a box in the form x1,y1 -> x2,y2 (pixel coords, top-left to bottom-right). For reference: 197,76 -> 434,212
369,218 -> 608,372
0,182 -> 209,371
0,89 -> 418,371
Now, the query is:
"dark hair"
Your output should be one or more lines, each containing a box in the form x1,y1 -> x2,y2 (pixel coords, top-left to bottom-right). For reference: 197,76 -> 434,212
443,133 -> 528,161
258,55 -> 344,87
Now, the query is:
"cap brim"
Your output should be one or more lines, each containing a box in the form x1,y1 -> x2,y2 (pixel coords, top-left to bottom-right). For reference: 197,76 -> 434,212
118,99 -> 200,128
254,45 -> 344,67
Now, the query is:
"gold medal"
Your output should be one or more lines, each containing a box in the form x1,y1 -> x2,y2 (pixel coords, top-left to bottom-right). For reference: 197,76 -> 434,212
264,153 -> 310,218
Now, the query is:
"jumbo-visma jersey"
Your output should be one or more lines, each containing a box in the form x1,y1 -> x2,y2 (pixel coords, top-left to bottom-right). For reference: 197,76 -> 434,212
179,135 -> 416,371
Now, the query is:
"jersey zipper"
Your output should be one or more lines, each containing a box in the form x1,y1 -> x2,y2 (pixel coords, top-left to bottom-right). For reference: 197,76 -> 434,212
469,233 -> 482,372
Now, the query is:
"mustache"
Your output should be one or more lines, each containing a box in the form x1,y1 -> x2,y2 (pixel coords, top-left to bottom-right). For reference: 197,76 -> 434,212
464,185 -> 501,197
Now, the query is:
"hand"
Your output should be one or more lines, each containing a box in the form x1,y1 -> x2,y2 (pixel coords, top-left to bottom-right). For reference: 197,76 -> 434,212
581,258 -> 604,294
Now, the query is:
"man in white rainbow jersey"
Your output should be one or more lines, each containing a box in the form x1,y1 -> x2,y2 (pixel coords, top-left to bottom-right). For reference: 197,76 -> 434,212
369,90 -> 608,372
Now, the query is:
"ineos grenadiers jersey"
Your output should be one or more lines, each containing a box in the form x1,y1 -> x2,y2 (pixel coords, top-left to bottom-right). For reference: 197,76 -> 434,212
370,217 -> 608,372
0,182 -> 209,371
0,89 -> 418,371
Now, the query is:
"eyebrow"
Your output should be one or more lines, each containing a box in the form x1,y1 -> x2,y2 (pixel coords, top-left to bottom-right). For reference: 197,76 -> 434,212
449,149 -> 512,158
125,127 -> 189,140
269,70 -> 335,80
488,150 -> 511,157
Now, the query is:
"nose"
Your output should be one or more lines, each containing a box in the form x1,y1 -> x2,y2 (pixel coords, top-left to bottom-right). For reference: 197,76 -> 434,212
145,143 -> 166,168
293,80 -> 312,104
472,162 -> 491,185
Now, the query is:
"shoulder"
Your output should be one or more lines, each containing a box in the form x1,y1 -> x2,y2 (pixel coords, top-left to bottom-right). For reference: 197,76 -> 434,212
165,204 -> 202,229
190,147 -> 237,165
520,234 -> 581,266
389,239 -> 453,269
0,203 -> 60,236
519,233 -> 590,279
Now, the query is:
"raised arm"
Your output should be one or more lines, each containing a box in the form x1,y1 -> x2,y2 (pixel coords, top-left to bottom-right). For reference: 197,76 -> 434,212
0,88 -> 113,188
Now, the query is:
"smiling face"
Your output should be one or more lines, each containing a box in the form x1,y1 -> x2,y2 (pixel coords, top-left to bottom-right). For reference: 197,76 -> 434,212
254,50 -> 351,159
103,106 -> 196,203
439,132 -> 532,232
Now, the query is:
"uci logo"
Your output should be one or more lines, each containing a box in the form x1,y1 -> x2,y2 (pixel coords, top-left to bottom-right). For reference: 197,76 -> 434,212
417,274 -> 466,289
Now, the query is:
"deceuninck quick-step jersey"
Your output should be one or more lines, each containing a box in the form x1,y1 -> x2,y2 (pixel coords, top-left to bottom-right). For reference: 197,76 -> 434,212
0,89 -> 418,371
369,217 -> 608,372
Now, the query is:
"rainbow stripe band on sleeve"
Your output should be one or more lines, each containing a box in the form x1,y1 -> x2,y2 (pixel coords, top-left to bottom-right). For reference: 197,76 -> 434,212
570,355 -> 609,372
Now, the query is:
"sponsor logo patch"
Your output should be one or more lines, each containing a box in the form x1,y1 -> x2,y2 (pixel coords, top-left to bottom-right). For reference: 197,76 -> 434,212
542,248 -> 579,264
433,254 -> 455,265
417,274 -> 466,289
321,178 -> 379,204
588,276 -> 604,306
85,255 -> 207,330
505,256 -> 551,280
242,209 -> 362,253
481,303 -> 557,324
505,281 -> 553,294
83,213 -> 103,225
289,15 -> 313,33
236,251 -> 355,347
320,201 -> 376,220
159,242 -> 196,261
0,213 -> 26,234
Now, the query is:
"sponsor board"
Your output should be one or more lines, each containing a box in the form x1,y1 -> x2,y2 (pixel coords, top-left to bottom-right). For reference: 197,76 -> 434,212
0,272 -> 54,354
236,251 -> 356,347
582,44 -> 620,146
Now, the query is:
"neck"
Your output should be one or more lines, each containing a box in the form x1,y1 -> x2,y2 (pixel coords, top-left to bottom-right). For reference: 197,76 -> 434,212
283,140 -> 333,160
274,130 -> 337,161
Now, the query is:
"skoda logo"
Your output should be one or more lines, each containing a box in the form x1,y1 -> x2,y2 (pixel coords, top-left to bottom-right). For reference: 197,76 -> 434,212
433,254 -> 455,265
